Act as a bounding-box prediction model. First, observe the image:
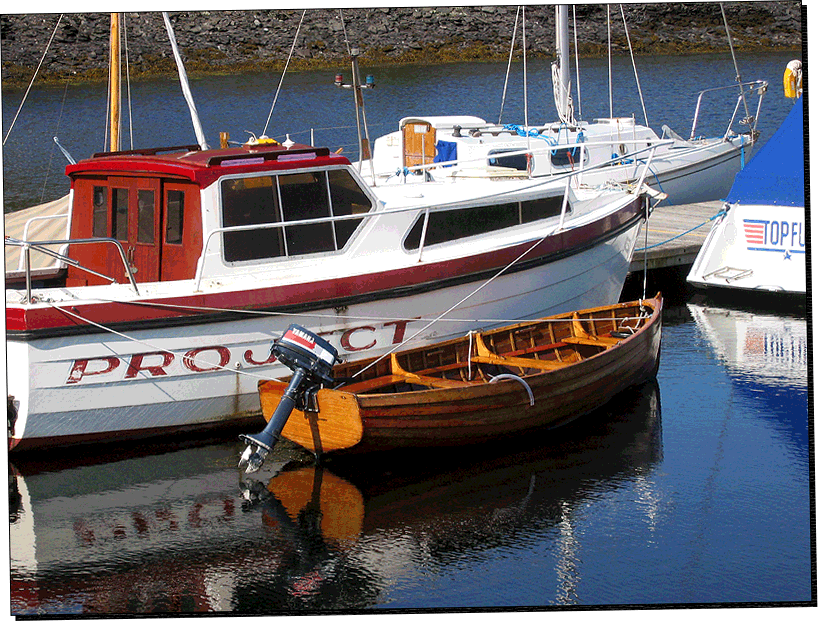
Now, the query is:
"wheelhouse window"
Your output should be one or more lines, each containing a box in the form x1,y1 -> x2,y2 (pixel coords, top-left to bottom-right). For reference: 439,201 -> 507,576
220,169 -> 373,262
92,186 -> 108,237
165,190 -> 185,244
404,196 -> 570,250
137,190 -> 155,243
111,188 -> 129,241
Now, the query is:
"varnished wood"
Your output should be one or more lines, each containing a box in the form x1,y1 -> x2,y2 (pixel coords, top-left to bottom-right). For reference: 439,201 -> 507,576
262,295 -> 663,456
260,381 -> 364,452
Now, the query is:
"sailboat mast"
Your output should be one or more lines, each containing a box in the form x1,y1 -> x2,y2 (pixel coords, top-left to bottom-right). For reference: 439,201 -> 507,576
556,5 -> 571,117
109,12 -> 121,152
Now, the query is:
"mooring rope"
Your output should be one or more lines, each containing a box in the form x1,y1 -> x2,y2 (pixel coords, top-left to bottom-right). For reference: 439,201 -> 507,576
634,208 -> 727,252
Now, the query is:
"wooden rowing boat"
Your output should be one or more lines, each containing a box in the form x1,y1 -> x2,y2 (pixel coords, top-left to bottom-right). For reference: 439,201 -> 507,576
258,295 -> 662,456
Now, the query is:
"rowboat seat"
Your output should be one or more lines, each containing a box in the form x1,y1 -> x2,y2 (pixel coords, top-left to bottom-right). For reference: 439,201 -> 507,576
562,335 -> 619,348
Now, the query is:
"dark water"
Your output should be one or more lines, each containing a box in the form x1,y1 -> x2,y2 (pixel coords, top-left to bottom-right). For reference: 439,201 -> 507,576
3,46 -> 813,613
7,295 -> 812,613
2,49 -> 800,213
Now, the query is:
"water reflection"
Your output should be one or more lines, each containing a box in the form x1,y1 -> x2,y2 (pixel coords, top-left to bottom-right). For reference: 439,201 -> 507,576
9,381 -> 661,614
687,300 -> 809,457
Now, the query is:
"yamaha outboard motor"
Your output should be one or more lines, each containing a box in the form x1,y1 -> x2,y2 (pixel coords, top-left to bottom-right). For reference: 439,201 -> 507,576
239,325 -> 339,473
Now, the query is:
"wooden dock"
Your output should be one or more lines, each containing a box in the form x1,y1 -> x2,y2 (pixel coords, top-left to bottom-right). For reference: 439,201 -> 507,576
629,200 -> 723,273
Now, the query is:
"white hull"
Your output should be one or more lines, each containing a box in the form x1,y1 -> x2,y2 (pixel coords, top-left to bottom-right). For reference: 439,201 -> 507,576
8,220 -> 641,449
686,202 -> 806,294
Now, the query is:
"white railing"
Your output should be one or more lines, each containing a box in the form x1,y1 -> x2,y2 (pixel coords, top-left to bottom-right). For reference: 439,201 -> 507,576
14,212 -> 70,272
6,237 -> 139,303
689,79 -> 768,140
194,143 -> 663,290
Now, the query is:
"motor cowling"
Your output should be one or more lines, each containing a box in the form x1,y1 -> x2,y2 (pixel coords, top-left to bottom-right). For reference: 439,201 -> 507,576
239,325 -> 340,473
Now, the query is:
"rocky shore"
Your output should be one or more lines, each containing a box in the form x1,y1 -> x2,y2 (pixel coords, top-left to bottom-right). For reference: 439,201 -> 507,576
1,2 -> 803,87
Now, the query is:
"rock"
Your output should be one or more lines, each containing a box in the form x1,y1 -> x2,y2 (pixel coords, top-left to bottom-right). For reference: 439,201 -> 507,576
0,3 -> 802,85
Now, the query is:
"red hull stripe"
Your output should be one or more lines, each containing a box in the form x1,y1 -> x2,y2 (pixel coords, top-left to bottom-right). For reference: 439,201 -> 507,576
6,197 -> 643,339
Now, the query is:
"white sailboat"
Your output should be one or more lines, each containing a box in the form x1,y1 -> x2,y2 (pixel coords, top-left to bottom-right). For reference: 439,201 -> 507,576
358,5 -> 767,207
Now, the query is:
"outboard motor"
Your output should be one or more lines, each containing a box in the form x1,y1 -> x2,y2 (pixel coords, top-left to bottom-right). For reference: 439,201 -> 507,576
239,325 -> 339,473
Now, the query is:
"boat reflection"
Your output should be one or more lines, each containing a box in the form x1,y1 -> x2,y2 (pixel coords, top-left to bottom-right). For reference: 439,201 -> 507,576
687,301 -> 808,455
9,381 -> 661,614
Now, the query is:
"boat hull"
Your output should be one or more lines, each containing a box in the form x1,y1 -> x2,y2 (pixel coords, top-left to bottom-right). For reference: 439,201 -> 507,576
265,296 -> 662,455
7,214 -> 643,451
686,202 -> 806,294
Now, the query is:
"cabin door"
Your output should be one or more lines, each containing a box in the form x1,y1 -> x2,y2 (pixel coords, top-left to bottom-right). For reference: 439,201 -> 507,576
402,121 -> 437,170
109,176 -> 161,283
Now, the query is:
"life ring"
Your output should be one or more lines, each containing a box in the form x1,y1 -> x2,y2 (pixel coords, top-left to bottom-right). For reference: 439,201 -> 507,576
784,60 -> 802,99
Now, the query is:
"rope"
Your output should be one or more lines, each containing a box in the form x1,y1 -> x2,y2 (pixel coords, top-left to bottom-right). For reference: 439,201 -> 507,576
89,296 -> 646,327
3,14 -> 63,146
620,5 -> 649,127
48,303 -> 282,382
123,14 -> 134,150
498,6 -> 521,125
634,209 -> 726,252
262,9 -> 307,137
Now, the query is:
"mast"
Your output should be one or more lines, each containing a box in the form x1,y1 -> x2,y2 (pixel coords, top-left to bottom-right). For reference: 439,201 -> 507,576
556,5 -> 570,116
553,5 -> 574,125
108,13 -> 121,152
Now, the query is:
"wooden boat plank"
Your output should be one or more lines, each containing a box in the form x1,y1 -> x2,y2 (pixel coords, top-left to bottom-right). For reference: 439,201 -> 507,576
469,354 -> 567,370
265,295 -> 662,455
562,335 -> 620,348
260,380 -> 364,453
338,374 -> 408,393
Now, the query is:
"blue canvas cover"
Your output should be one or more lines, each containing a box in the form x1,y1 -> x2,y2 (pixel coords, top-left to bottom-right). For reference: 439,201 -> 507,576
726,97 -> 805,207
433,140 -> 457,167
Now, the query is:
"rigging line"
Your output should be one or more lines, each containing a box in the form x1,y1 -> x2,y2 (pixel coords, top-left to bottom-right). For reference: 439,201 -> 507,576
47,303 -> 282,383
572,6 -> 582,121
40,79 -> 71,203
719,3 -> 750,123
3,14 -> 63,146
262,9 -> 307,138
607,5 -> 613,118
498,5 -> 521,125
350,229 -> 558,379
90,295 -> 638,326
620,4 -> 649,128
123,14 -> 134,150
338,9 -> 352,55
522,6 -> 530,161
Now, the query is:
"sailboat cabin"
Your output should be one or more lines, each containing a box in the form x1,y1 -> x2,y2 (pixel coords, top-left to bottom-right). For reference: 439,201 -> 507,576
63,142 -> 368,286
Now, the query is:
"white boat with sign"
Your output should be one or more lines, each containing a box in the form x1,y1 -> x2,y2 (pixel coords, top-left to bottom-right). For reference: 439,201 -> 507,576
355,5 -> 767,207
5,134 -> 657,451
687,65 -> 805,296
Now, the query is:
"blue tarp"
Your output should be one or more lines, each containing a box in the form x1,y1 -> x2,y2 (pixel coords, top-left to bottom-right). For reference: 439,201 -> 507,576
726,97 -> 805,207
433,140 -> 457,167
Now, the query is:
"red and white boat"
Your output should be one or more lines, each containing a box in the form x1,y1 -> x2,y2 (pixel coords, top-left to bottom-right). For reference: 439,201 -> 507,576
5,136 -> 652,451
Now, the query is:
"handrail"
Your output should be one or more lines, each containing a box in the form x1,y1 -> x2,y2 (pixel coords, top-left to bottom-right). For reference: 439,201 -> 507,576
194,142 -> 665,291
689,79 -> 767,140
5,236 -> 139,302
16,212 -> 70,271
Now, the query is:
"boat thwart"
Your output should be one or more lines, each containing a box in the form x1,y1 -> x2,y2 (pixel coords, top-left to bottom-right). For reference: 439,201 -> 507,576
252,295 -> 663,461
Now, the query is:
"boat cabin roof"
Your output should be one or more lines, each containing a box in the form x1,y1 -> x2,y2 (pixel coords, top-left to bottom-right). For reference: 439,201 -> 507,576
65,142 -> 351,188
399,116 -> 487,130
